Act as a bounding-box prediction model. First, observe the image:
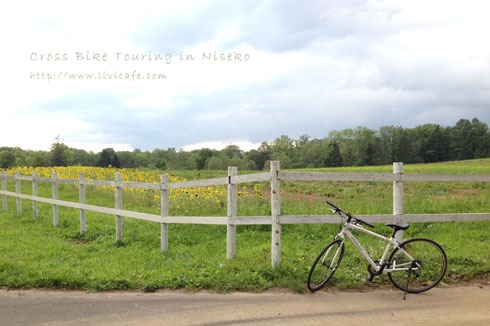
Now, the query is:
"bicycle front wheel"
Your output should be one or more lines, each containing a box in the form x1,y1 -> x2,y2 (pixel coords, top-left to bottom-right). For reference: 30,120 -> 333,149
388,238 -> 447,293
307,239 -> 344,292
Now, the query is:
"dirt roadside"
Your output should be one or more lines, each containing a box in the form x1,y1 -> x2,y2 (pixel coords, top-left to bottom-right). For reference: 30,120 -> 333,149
1,282 -> 489,326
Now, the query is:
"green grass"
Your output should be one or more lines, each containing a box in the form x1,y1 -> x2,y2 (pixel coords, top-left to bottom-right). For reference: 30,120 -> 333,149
1,159 -> 489,292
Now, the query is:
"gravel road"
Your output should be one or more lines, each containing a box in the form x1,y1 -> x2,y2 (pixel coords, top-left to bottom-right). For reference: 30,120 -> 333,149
1,282 -> 489,325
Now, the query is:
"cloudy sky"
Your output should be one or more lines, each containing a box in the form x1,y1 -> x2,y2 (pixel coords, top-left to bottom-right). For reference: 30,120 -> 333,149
1,0 -> 490,152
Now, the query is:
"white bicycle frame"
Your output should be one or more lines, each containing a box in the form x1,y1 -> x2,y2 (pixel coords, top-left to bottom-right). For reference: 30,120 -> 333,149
334,221 -> 418,274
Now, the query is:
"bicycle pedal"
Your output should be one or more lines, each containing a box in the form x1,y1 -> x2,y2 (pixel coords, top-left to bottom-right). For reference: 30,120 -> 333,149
366,274 -> 375,282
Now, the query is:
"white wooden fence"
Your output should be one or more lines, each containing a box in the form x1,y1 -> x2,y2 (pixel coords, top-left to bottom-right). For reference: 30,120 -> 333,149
1,162 -> 490,267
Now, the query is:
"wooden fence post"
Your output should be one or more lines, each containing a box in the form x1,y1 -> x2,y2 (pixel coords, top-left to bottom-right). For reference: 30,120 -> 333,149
271,161 -> 281,268
1,170 -> 7,211
52,172 -> 59,226
15,171 -> 22,216
393,162 -> 404,242
32,170 -> 38,219
160,174 -> 169,252
79,173 -> 86,233
115,173 -> 123,242
227,166 -> 238,259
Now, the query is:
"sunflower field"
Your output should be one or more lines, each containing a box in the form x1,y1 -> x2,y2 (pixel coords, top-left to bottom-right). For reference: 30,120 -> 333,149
3,166 -> 268,216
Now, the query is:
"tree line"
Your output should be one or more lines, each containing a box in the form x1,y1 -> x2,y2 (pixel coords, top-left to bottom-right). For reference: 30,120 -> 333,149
1,118 -> 489,170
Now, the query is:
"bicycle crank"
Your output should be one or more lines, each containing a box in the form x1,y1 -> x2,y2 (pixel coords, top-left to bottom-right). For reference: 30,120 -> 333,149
366,260 -> 384,281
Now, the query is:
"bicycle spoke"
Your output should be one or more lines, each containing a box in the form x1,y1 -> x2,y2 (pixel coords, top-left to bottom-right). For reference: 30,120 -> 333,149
307,240 -> 344,292
388,238 -> 447,293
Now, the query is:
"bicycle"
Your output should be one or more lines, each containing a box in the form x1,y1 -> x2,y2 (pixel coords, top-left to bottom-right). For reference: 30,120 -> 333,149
307,201 -> 447,299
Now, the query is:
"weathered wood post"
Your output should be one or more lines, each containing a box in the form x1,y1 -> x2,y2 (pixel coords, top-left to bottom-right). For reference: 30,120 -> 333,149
79,173 -> 86,233
115,173 -> 123,242
15,171 -> 22,216
227,166 -> 238,259
160,174 -> 169,252
1,170 -> 7,211
271,161 -> 281,268
52,172 -> 59,226
32,170 -> 39,219
393,162 -> 404,242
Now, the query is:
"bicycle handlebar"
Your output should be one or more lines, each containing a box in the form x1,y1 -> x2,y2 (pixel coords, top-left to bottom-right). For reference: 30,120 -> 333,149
326,200 -> 340,211
326,201 -> 375,228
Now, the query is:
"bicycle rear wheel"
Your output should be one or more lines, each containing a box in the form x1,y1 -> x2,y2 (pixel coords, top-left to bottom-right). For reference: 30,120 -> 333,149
307,239 -> 344,292
388,238 -> 447,293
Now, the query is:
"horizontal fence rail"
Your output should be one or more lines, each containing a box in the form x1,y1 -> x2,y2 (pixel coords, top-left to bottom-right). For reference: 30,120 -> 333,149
1,162 -> 490,267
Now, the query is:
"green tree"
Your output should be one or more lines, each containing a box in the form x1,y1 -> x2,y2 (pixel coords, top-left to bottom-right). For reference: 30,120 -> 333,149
354,127 -> 378,166
470,118 -> 490,158
97,149 -> 112,167
378,125 -> 416,164
167,150 -> 197,170
196,148 -> 214,170
297,138 -> 328,168
328,129 -> 357,166
97,148 -> 120,168
49,142 -> 71,166
71,148 -> 95,166
151,149 -> 168,170
245,142 -> 271,170
418,125 -> 450,163
112,153 -> 121,168
133,149 -> 151,168
0,147 -> 16,168
451,119 -> 474,160
325,140 -> 343,167
29,151 -> 49,167
206,156 -> 225,170
270,135 -> 299,168
116,151 -> 135,168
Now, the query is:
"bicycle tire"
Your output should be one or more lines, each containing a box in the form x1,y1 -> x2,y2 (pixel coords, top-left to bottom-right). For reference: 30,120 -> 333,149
388,238 -> 447,293
307,239 -> 344,292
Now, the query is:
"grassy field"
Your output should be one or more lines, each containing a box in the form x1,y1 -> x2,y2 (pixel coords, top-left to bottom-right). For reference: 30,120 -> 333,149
0,159 -> 489,292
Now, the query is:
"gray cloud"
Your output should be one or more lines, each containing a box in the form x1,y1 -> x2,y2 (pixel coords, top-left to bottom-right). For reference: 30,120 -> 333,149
3,0 -> 490,152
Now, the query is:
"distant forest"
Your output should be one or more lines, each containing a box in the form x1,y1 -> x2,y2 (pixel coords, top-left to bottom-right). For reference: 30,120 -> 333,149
1,118 -> 489,170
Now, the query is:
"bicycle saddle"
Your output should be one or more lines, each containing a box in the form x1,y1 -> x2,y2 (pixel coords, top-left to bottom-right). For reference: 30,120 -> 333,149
385,222 -> 409,232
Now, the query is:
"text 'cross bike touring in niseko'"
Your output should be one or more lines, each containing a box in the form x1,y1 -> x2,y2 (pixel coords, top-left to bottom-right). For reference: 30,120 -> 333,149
307,201 -> 447,299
